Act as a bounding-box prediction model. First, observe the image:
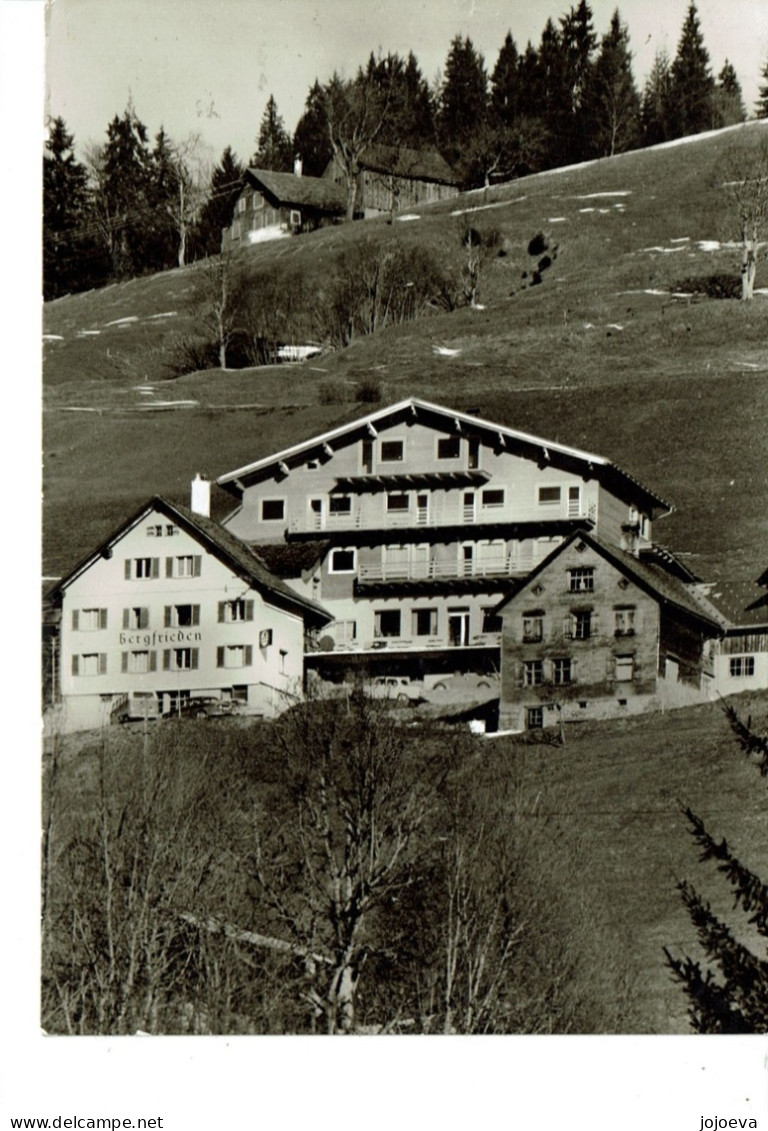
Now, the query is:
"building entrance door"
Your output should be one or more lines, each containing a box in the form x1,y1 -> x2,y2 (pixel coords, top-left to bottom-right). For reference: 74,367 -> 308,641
448,608 -> 471,647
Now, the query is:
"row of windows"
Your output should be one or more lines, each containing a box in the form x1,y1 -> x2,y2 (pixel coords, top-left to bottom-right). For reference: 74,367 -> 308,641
124,556 -> 203,580
145,524 -> 179,537
260,486 -> 584,524
73,644 -> 261,676
523,654 -> 635,686
368,606 -> 501,640
522,607 -> 636,642
72,600 -> 255,631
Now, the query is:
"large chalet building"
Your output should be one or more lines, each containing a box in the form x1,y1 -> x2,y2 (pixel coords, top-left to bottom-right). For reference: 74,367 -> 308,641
215,398 -> 720,715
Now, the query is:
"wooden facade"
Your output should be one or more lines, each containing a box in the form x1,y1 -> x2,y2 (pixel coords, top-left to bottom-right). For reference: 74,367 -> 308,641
323,146 -> 460,219
496,530 -> 720,732
223,168 -> 346,249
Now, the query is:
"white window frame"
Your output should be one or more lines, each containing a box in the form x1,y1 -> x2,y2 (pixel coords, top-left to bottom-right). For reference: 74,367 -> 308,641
614,607 -> 636,636
523,660 -> 544,687
134,557 -> 154,579
128,650 -> 151,674
374,609 -> 402,638
174,555 -> 195,579
329,548 -> 357,574
412,607 -> 438,636
552,657 -> 573,685
78,653 -> 104,677
568,567 -> 595,593
79,608 -> 104,631
729,656 -> 755,678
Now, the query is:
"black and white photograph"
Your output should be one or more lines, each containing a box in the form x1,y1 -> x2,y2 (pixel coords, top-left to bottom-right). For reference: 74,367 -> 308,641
5,0 -> 768,1123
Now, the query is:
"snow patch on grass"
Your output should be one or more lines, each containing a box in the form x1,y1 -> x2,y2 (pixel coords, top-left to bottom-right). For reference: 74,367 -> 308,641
105,316 -> 139,326
576,190 -> 631,198
433,345 -> 461,357
606,323 -> 624,330
396,214 -> 420,222
77,330 -> 101,336
547,217 -> 567,222
451,196 -> 527,216
147,311 -> 178,320
670,237 -> 690,243
639,246 -> 686,254
43,334 -> 64,341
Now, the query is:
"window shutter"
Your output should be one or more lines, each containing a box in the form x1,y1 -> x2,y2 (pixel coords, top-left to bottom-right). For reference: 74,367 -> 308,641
122,609 -> 130,630
151,558 -> 160,579
562,615 -> 572,639
192,605 -> 200,626
606,654 -> 615,679
99,609 -> 108,630
140,608 -> 149,630
164,606 -> 172,628
193,556 -> 202,577
245,600 -> 254,621
218,601 -> 226,623
163,650 -> 171,671
71,655 -> 79,676
165,557 -> 174,578
149,651 -> 157,672
217,646 -> 225,668
244,645 -> 253,666
98,654 -> 107,675
591,612 -> 599,637
121,652 -> 128,674
72,610 -> 79,631
191,648 -> 199,670
125,559 -> 132,580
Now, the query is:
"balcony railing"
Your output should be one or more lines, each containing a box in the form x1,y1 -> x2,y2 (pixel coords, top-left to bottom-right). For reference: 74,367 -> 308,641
288,502 -> 597,535
359,558 -> 523,583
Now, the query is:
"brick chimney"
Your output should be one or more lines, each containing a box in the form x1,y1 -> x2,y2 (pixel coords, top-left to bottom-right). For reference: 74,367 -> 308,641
191,473 -> 210,517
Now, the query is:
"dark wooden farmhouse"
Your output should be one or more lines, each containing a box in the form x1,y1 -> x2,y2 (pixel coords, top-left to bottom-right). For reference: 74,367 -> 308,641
495,528 -> 721,732
223,166 -> 346,249
323,145 -> 460,218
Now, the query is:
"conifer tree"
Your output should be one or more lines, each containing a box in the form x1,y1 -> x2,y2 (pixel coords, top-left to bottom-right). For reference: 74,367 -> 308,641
558,0 -> 599,162
95,104 -> 155,279
490,32 -> 520,128
192,146 -> 245,258
669,2 -> 715,138
587,8 -> 640,157
292,80 -> 334,177
664,705 -> 768,1033
641,49 -> 675,146
757,57 -> 768,119
712,61 -> 747,129
43,117 -> 107,298
253,94 -> 293,171
438,35 -> 489,175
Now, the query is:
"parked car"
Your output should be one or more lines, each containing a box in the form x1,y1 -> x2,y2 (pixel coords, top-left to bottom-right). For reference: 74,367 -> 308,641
163,696 -> 241,720
111,691 -> 161,724
368,676 -> 423,705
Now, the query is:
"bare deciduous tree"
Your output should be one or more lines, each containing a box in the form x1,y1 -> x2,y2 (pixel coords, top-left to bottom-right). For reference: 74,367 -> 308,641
722,139 -> 768,301
321,71 -> 392,221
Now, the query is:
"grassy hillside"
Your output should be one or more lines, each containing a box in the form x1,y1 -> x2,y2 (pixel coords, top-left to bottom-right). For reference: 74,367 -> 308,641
44,123 -> 768,582
44,691 -> 768,1033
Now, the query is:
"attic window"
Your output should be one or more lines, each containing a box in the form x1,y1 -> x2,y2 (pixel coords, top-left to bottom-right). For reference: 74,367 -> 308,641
531,584 -> 544,596
618,578 -> 630,590
575,541 -> 587,553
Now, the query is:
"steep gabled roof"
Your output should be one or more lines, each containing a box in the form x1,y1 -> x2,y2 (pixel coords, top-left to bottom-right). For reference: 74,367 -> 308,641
357,146 -> 459,186
694,577 -> 768,631
245,168 -> 346,213
495,528 -> 721,634
47,497 -> 331,628
216,397 -> 671,515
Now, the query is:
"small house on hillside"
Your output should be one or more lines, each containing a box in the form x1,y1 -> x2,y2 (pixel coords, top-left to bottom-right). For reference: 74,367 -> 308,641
223,164 -> 346,249
495,528 -> 721,732
692,570 -> 768,695
323,145 -> 460,219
